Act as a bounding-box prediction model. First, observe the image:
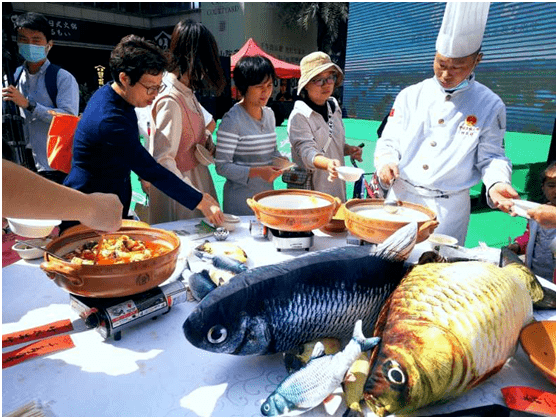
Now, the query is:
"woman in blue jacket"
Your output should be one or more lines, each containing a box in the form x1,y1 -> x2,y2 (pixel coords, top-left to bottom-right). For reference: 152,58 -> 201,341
64,35 -> 223,226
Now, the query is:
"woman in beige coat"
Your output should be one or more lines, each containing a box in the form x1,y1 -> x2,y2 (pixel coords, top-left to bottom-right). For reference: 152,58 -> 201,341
146,20 -> 225,224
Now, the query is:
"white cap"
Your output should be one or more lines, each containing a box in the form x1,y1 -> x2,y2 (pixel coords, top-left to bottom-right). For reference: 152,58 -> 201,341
436,2 -> 490,58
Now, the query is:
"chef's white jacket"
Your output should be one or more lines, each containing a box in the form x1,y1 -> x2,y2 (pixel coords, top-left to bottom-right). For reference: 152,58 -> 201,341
374,75 -> 511,194
374,75 -> 512,244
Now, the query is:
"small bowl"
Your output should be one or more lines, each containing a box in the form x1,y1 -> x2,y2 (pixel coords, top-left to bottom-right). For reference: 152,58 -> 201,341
7,218 -> 61,238
428,233 -> 458,248
222,213 -> 241,232
520,320 -> 556,384
336,166 -> 364,182
12,238 -> 52,260
195,144 -> 214,166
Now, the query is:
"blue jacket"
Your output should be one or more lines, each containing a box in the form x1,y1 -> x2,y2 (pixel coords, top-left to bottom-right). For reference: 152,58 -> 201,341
64,84 -> 202,217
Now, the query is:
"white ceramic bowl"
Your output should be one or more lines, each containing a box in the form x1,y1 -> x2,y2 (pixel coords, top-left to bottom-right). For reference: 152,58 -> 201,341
428,233 -> 458,248
195,144 -> 214,166
12,238 -> 51,260
222,214 -> 241,232
7,218 -> 61,238
336,166 -> 364,182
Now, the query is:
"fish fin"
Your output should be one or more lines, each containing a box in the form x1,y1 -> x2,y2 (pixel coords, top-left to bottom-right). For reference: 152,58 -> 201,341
374,222 -> 417,261
310,342 -> 326,360
534,284 -> 556,309
499,246 -> 523,267
323,388 -> 344,416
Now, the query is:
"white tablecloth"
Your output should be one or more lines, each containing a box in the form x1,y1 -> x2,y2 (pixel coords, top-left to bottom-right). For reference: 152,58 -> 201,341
2,217 -> 555,417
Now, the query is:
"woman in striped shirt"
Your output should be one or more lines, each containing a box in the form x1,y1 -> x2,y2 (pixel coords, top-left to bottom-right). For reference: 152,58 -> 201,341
216,56 -> 286,215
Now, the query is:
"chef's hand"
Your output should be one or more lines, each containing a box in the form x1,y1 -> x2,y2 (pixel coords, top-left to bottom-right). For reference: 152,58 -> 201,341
2,85 -> 28,109
378,163 -> 399,188
250,166 -> 282,183
488,182 -> 519,213
197,193 -> 224,226
528,204 -> 556,229
326,159 -> 342,182
345,145 -> 363,162
80,193 -> 123,232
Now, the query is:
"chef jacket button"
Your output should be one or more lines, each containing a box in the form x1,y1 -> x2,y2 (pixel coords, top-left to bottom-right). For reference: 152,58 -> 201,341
445,95 -> 452,101
423,164 -> 429,170
438,119 -> 445,124
430,141 -> 437,147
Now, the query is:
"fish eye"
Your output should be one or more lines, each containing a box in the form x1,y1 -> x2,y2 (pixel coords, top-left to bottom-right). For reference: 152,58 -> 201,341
383,360 -> 406,385
207,325 -> 227,344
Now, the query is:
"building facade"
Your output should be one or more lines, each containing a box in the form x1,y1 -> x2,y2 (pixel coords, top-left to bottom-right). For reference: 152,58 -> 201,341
343,2 -> 556,134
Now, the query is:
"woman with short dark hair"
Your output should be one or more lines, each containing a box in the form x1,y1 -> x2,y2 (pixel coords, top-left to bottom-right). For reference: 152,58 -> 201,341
146,20 -> 225,223
63,34 -> 224,227
215,55 -> 286,215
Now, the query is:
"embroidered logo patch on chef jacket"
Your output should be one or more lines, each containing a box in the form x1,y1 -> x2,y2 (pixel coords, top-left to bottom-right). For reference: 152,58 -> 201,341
389,108 -> 395,117
465,115 -> 477,126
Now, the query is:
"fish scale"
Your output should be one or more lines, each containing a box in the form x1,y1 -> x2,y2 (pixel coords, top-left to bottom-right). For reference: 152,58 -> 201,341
184,223 -> 417,356
365,261 -> 537,416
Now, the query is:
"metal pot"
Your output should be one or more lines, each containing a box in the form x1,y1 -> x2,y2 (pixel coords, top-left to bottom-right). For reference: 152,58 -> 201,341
344,198 -> 439,244
246,189 -> 341,232
40,226 -> 180,298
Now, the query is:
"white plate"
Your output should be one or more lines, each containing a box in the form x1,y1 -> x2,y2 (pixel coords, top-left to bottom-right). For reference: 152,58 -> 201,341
428,233 -> 458,247
511,199 -> 541,218
336,166 -> 364,182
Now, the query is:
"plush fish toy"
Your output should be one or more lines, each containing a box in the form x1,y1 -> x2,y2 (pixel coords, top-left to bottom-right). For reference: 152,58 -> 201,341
261,320 -> 380,416
183,223 -> 416,355
342,351 -> 370,417
363,247 -> 550,416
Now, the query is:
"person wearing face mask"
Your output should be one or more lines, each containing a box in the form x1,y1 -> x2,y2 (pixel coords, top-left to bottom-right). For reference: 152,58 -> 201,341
1,12 -> 79,184
373,2 -> 519,245
62,35 -> 224,230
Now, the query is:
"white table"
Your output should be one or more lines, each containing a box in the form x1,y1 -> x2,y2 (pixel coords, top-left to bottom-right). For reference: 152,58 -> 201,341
2,217 -> 555,417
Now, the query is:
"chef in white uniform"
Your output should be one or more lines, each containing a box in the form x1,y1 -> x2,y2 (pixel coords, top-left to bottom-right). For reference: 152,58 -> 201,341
374,2 -> 519,245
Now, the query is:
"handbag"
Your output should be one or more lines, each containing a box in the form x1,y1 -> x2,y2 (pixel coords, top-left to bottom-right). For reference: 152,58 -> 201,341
281,167 -> 313,190
46,112 -> 80,174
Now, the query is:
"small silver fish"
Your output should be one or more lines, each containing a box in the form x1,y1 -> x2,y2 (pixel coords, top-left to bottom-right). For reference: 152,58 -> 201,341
260,320 -> 380,417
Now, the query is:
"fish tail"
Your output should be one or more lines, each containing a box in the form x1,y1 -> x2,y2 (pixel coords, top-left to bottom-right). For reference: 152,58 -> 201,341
352,320 -> 380,352
374,222 -> 417,261
500,247 -> 556,309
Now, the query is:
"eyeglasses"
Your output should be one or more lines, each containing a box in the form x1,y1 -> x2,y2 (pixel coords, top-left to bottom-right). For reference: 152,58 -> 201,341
310,74 -> 337,87
138,81 -> 166,95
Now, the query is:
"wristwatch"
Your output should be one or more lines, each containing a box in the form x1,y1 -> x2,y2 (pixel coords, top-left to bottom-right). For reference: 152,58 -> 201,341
26,99 -> 36,113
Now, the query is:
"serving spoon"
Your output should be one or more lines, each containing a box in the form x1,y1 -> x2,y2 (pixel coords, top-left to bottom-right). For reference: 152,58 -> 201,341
383,179 -> 399,214
15,239 -> 66,262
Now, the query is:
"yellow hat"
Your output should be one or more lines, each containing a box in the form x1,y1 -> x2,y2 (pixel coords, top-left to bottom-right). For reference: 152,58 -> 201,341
297,52 -> 344,95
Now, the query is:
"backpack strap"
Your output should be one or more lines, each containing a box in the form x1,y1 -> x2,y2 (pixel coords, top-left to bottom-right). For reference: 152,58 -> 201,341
45,64 -> 60,108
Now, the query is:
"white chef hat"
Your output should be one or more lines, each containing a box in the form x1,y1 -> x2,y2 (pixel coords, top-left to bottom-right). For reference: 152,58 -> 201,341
436,2 -> 490,58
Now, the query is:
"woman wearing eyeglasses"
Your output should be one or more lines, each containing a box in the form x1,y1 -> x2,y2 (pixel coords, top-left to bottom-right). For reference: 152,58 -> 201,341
287,52 -> 362,201
63,35 -> 224,228
145,20 -> 225,224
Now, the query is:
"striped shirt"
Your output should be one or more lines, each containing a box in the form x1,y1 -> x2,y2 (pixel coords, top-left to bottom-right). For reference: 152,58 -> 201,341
215,103 -> 281,215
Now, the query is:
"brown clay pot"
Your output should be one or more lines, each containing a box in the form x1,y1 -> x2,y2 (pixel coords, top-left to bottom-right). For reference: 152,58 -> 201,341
344,198 -> 439,244
246,189 -> 341,232
40,226 -> 180,298
320,204 -> 347,234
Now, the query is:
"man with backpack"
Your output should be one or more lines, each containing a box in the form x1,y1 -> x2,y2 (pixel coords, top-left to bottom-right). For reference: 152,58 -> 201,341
2,12 -> 79,184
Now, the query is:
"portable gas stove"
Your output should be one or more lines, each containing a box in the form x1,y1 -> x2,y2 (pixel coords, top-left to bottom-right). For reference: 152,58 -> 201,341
70,280 -> 187,340
267,228 -> 314,252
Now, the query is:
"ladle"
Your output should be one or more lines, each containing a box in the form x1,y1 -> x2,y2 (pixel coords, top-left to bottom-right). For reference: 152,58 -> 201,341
15,239 -> 66,262
383,179 -> 399,214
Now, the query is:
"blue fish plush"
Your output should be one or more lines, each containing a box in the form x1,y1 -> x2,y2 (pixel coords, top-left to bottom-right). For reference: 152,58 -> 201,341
183,223 -> 417,355
261,320 -> 379,416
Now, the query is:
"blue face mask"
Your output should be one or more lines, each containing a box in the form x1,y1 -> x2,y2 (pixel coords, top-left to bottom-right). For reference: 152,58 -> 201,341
18,43 -> 48,63
439,73 -> 473,93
